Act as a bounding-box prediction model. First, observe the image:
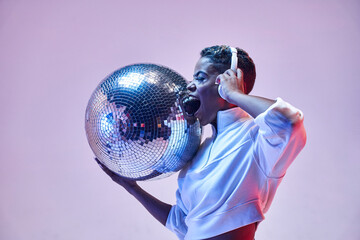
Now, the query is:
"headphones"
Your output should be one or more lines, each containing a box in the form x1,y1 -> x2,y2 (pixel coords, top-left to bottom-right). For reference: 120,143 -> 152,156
230,47 -> 238,71
217,46 -> 238,99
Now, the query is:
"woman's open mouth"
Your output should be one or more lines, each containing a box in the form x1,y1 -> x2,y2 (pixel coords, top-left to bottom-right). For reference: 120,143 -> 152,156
182,95 -> 201,117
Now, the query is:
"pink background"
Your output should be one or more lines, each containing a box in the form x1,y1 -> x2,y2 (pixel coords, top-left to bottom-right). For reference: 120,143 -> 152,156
1,0 -> 359,239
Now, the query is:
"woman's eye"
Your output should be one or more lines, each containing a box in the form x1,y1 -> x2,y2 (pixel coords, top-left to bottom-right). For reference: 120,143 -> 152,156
195,76 -> 205,81
193,71 -> 208,82
194,73 -> 206,81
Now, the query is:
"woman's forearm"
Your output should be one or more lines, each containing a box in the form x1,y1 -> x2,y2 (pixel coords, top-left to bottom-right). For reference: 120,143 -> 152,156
95,158 -> 171,226
217,69 -> 275,118
227,91 -> 275,118
127,185 -> 172,226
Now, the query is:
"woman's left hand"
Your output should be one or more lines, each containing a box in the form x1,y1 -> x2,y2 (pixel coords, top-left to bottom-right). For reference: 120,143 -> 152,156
216,68 -> 245,102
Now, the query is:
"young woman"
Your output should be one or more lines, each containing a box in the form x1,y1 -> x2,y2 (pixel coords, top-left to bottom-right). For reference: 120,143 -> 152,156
96,45 -> 306,240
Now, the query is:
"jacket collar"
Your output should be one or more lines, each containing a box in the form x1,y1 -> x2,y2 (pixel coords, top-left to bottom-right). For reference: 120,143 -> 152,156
216,107 -> 250,134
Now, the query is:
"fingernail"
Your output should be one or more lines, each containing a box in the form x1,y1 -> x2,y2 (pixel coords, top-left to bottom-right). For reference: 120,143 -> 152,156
215,77 -> 220,85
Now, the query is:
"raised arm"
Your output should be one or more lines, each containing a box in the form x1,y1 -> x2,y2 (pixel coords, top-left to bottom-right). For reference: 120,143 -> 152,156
217,68 -> 276,118
95,158 -> 171,226
217,68 -> 306,178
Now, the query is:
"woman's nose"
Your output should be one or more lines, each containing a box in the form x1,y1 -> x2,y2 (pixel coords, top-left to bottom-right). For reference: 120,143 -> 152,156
186,82 -> 196,92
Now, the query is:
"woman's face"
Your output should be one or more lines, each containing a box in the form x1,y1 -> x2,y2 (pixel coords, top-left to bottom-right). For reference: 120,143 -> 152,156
187,57 -> 224,126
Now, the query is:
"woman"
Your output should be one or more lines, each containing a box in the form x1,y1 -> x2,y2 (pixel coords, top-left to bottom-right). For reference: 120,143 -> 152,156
96,45 -> 307,239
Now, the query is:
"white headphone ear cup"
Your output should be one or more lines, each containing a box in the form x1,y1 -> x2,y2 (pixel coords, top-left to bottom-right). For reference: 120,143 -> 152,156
218,85 -> 226,99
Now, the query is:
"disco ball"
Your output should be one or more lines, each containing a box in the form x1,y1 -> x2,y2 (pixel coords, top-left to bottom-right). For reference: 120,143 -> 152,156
85,64 -> 201,180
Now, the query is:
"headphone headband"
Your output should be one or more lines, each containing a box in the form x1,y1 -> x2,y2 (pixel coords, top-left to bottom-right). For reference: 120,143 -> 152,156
229,47 -> 238,71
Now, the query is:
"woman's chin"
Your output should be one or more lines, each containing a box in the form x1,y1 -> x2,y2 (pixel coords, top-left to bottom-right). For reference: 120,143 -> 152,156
196,113 -> 209,126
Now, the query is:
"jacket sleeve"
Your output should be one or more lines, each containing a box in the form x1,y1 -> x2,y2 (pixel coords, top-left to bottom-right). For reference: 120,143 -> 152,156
251,97 -> 307,178
165,189 -> 188,239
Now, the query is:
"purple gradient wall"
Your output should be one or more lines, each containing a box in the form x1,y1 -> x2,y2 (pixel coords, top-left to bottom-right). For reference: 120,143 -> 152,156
1,0 -> 359,239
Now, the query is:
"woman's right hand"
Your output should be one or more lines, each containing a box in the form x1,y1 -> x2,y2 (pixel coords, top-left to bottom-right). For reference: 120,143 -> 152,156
94,157 -> 139,193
